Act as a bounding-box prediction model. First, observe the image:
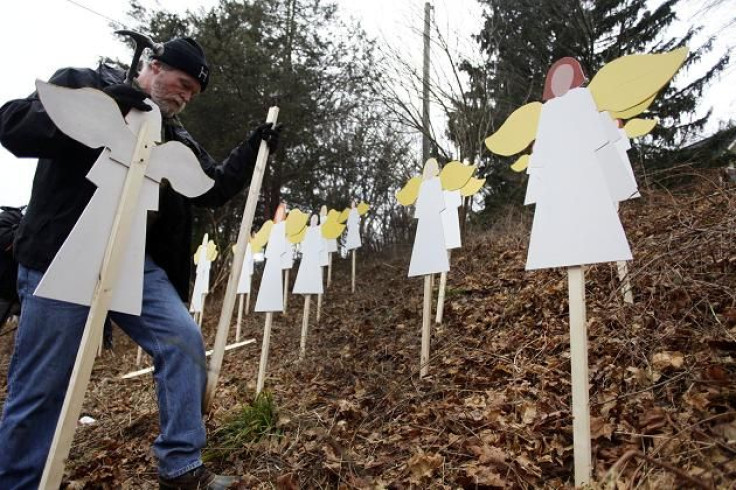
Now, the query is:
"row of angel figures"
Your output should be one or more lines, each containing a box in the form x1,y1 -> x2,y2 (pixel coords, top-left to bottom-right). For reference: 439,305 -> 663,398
187,201 -> 370,320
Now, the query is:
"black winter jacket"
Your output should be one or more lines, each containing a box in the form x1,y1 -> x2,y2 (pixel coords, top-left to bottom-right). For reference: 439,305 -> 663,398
0,64 -> 259,302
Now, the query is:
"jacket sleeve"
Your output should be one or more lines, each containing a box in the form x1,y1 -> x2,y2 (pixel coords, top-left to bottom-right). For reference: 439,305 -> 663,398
181,129 -> 261,209
0,68 -> 101,159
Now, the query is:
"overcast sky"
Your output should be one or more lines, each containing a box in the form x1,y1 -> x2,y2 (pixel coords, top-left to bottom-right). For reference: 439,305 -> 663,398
0,0 -> 733,206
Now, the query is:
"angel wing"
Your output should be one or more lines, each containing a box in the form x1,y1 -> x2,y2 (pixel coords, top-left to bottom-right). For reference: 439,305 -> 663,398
338,208 -> 350,224
206,240 -> 218,261
321,218 -> 346,239
610,93 -> 657,120
624,118 -> 658,138
484,102 -> 543,156
289,226 -> 308,244
285,209 -> 309,238
459,177 -> 486,197
35,81 -> 137,164
396,175 -> 422,206
588,47 -> 688,113
440,161 -> 475,191
510,154 -> 530,173
326,209 -> 341,223
252,220 -> 274,253
150,141 -> 214,197
357,202 -> 370,216
193,244 -> 203,265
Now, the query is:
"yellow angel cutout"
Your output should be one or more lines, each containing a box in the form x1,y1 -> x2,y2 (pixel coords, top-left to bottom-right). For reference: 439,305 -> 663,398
321,211 -> 346,240
440,161 -> 475,191
624,118 -> 658,138
356,201 -> 370,216
193,238 -> 218,265
396,176 -> 422,206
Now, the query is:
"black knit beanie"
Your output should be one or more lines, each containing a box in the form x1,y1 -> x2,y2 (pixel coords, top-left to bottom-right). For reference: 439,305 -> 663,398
152,37 -> 210,92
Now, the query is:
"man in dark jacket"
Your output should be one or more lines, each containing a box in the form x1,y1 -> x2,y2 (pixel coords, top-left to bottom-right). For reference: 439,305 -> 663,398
0,37 -> 279,489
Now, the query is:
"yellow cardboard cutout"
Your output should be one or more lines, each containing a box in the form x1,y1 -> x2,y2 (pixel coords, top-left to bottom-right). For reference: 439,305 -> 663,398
396,175 -> 422,206
610,92 -> 657,120
194,240 -> 218,265
326,209 -> 341,223
510,154 -> 530,173
321,217 -> 346,239
624,118 -> 658,138
338,208 -> 350,224
357,201 -> 370,216
289,225 -> 308,244
251,220 -> 273,253
440,161 -> 476,191
484,102 -> 543,156
460,177 -> 486,197
588,47 -> 689,113
285,209 -> 309,238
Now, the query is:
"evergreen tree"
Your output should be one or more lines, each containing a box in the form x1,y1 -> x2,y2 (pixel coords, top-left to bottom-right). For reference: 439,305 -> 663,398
460,0 -> 729,209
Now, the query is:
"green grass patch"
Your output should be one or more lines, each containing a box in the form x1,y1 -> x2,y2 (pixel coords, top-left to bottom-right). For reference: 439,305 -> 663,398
204,391 -> 281,460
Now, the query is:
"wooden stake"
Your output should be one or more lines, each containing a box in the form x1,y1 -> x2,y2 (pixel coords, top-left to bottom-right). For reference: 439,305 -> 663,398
616,261 -> 634,304
568,265 -> 592,486
299,295 -> 311,360
245,291 -> 251,314
283,269 -> 290,314
420,274 -> 432,378
204,106 -> 278,411
256,312 -> 273,395
316,293 -> 322,323
351,250 -> 356,293
327,253 -> 333,287
135,346 -> 143,366
122,339 -> 255,379
40,120 -> 153,489
235,293 -> 244,342
435,250 -> 451,324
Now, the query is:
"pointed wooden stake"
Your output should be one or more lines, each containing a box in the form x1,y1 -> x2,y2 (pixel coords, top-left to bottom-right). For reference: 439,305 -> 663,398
283,269 -> 290,314
135,345 -> 143,366
616,261 -> 634,304
420,274 -> 432,378
435,250 -> 451,324
351,250 -> 356,293
235,293 -> 244,342
327,253 -> 333,287
40,120 -> 153,489
316,293 -> 322,322
568,265 -> 592,487
256,312 -> 273,395
204,106 -> 279,412
245,291 -> 251,314
299,294 -> 311,360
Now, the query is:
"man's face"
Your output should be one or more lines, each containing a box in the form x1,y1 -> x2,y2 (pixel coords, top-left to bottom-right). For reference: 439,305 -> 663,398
149,62 -> 201,117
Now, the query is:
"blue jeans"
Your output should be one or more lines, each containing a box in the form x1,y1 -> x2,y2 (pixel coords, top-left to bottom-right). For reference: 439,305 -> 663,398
0,257 -> 207,488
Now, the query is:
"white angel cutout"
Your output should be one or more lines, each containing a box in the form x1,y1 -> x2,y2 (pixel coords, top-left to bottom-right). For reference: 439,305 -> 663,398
408,159 -> 449,277
32,81 -> 213,315
236,241 -> 255,295
293,216 -> 324,295
254,206 -> 288,313
189,233 -> 217,318
345,201 -> 362,251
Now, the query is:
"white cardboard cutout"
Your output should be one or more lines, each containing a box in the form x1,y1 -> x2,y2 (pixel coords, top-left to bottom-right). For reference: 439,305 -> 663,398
319,215 -> 330,267
345,207 -> 362,250
255,221 -> 288,312
190,234 -> 211,313
408,177 -> 450,277
440,189 -> 463,250
236,243 -> 254,294
33,81 -> 213,315
526,87 -> 632,270
293,224 -> 324,295
594,112 -> 640,202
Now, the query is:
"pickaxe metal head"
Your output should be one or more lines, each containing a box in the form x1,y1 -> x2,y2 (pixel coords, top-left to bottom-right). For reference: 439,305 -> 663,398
115,30 -> 164,85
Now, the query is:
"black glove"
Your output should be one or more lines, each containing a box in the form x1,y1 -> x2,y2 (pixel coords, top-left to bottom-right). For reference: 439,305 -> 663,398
102,84 -> 152,116
248,122 -> 283,153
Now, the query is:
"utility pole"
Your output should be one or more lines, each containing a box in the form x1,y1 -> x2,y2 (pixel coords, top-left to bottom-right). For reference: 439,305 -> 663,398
422,1 -> 432,164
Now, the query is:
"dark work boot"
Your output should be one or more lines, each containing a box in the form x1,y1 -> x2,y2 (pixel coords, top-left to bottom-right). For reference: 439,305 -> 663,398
158,465 -> 242,489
